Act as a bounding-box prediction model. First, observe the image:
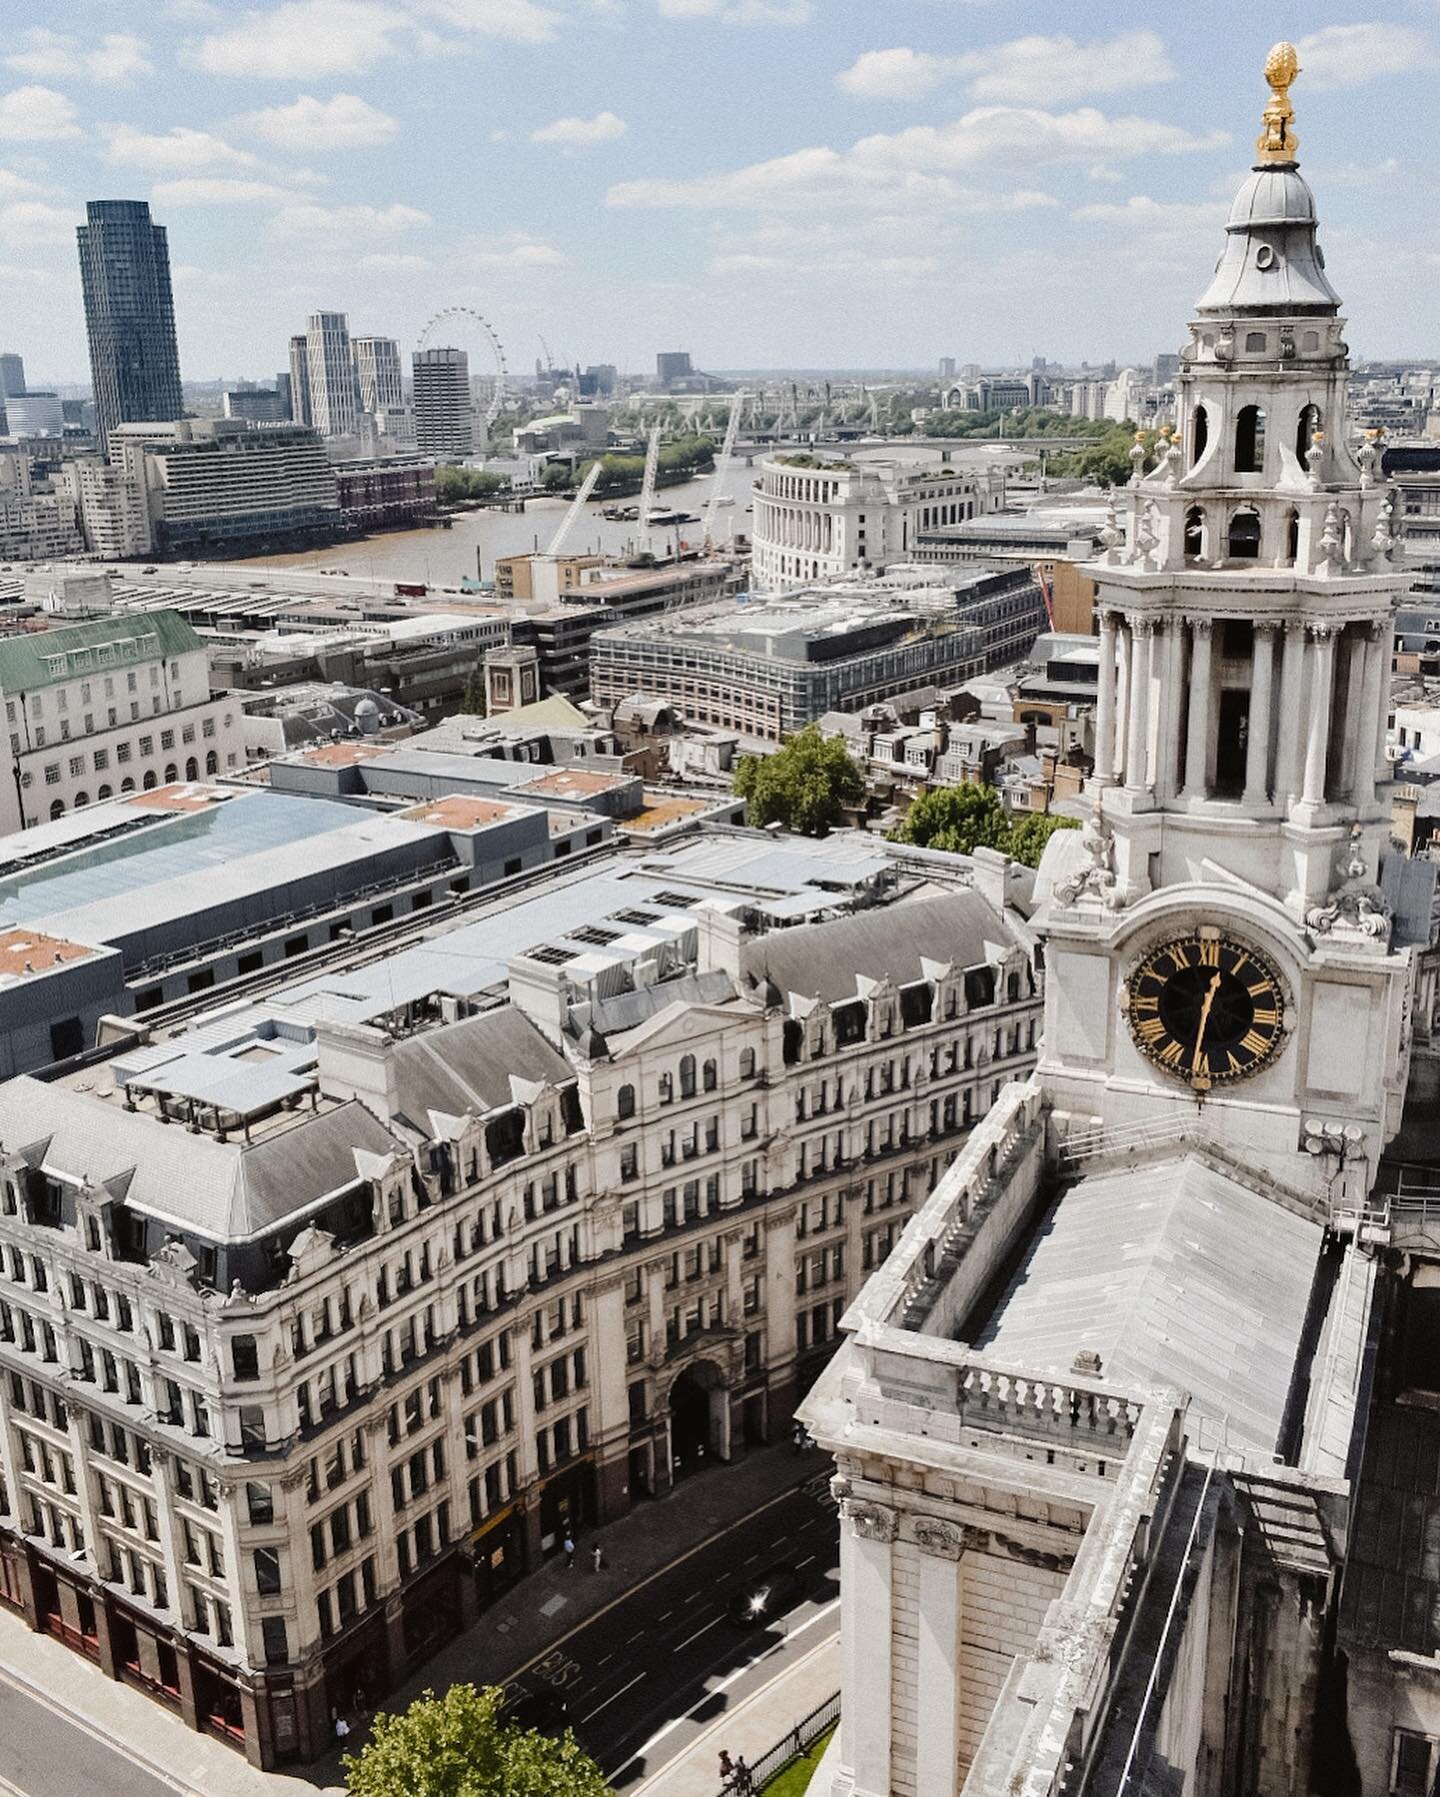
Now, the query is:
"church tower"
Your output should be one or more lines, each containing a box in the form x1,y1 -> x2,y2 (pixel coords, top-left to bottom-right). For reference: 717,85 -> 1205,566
1037,43 -> 1414,1192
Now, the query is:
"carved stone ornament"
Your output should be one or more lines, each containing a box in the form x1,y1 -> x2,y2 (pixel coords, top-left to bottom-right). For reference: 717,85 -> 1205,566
994,1530 -> 1076,1574
1128,431 -> 1147,485
1307,430 -> 1326,488
1305,824 -> 1392,944
844,1499 -> 898,1543
1098,502 -> 1123,560
1053,804 -> 1122,911
911,1517 -> 966,1560
1356,430 -> 1380,491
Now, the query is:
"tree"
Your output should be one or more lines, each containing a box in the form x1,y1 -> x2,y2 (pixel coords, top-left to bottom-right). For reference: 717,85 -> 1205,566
541,462 -> 573,491
461,665 -> 487,716
890,785 -> 1079,868
1004,809 -> 1079,869
343,1684 -> 612,1797
891,784 -> 1011,857
733,724 -> 865,837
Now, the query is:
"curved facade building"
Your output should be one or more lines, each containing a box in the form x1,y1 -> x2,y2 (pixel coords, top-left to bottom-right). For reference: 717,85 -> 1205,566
751,456 -> 1001,591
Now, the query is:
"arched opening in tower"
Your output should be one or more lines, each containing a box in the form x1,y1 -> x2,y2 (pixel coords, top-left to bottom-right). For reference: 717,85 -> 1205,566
1191,404 -> 1209,466
1295,403 -> 1322,465
1184,505 -> 1206,559
1234,404 -> 1266,474
1227,505 -> 1262,559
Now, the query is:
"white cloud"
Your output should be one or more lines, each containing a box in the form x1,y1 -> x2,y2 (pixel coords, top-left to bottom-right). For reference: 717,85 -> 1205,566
102,124 -> 257,171
659,0 -> 811,21
408,0 -> 560,42
234,94 -> 399,149
0,86 -> 81,142
192,0 -> 560,74
1074,195 -> 1228,231
607,106 -> 1222,210
151,176 -> 303,205
473,239 -> 564,266
269,200 -> 432,238
837,31 -> 1176,104
1295,24 -> 1435,91
0,167 -> 43,199
5,31 -> 152,83
531,110 -> 626,145
359,251 -> 433,270
192,1 -> 409,77
0,201 -> 76,246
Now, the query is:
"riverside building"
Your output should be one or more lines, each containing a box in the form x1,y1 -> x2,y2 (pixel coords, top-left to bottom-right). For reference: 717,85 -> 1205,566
76,202 -> 184,453
801,48 -> 1430,1797
0,824 -> 1040,1767
751,455 -> 1002,591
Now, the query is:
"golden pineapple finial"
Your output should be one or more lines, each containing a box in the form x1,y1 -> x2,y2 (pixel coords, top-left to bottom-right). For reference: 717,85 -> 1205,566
1256,41 -> 1300,164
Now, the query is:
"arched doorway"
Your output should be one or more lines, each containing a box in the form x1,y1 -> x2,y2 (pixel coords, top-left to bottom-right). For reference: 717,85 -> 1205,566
668,1360 -> 729,1476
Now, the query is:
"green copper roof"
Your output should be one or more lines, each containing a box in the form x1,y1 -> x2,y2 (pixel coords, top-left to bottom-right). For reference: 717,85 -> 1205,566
0,610 -> 204,695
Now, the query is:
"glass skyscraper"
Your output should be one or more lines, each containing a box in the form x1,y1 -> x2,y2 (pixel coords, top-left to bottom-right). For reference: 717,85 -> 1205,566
77,200 -> 184,452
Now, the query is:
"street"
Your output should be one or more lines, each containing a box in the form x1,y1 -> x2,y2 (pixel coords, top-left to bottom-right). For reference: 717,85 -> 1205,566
0,1669 -> 181,1797
498,1478 -> 840,1785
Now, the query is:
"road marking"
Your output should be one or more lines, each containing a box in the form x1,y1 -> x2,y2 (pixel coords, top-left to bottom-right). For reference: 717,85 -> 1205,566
657,1609 -> 672,1621
682,1589 -> 703,1604
627,1630 -> 645,1644
743,1551 -> 760,1564
628,1599 -> 841,1764
498,1480 -> 810,1691
796,1555 -> 815,1569
676,1614 -> 724,1651
0,1661 -> 201,1796
580,1671 -> 646,1725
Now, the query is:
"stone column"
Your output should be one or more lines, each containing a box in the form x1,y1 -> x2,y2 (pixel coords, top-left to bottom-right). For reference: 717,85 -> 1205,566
841,1498 -> 895,1797
1155,616 -> 1186,799
1372,618 -> 1395,790
1243,623 -> 1277,806
1181,618 -> 1213,801
1301,624 -> 1337,807
1093,609 -> 1119,784
1273,620 -> 1308,806
1350,622 -> 1386,806
913,1520 -> 966,1797
1114,619 -> 1132,784
1124,619 -> 1153,790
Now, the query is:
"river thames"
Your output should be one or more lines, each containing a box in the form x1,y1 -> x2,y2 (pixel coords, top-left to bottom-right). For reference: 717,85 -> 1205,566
238,443 -> 1033,589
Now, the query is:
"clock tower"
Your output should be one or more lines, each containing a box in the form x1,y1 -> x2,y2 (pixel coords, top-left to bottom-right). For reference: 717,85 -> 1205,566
1036,43 -> 1414,1192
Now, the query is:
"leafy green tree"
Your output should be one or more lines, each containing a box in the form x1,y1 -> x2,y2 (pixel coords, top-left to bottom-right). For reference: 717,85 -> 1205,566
343,1684 -> 611,1797
461,666 -> 487,716
891,785 -> 1079,868
733,725 -> 865,837
891,784 -> 1011,856
1003,810 -> 1079,868
541,462 -> 573,491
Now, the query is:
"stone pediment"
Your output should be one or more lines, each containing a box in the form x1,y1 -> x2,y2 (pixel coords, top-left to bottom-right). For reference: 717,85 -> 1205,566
288,1222 -> 337,1278
148,1238 -> 198,1289
611,1001 -> 736,1057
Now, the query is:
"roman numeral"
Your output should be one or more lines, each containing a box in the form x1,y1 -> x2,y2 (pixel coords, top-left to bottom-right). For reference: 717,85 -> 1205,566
1251,1007 -> 1279,1028
1192,1049 -> 1210,1078
1158,1040 -> 1185,1068
1247,980 -> 1274,1000
1229,950 -> 1250,976
1227,1050 -> 1244,1074
1241,1029 -> 1269,1056
1137,1018 -> 1165,1044
1131,995 -> 1160,1014
1198,940 -> 1220,967
1167,945 -> 1193,972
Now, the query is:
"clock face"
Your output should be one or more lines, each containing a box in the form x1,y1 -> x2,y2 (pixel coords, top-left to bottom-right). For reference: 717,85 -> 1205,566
1125,932 -> 1285,1091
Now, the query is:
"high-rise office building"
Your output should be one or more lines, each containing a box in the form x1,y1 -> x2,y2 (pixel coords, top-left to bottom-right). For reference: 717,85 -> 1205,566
76,200 -> 184,451
412,347 -> 474,457
352,336 -> 403,415
939,356 -> 956,380
304,311 -> 359,438
656,350 -> 693,387
0,355 -> 24,399
287,336 -> 311,428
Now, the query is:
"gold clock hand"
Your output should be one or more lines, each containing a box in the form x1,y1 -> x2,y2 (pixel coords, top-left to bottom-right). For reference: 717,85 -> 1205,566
1191,971 -> 1222,1069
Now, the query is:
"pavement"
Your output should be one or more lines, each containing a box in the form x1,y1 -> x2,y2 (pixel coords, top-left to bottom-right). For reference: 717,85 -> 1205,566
633,1631 -> 840,1797
0,1443 -> 834,1797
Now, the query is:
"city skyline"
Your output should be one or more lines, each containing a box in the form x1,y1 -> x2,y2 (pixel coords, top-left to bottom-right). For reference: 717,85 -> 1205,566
1,4 -> 1437,384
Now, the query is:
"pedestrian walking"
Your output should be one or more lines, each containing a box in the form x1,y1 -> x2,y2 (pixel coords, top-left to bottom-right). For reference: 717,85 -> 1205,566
792,1421 -> 804,1454
563,1533 -> 575,1568
591,1543 -> 604,1573
333,1713 -> 350,1743
719,1748 -> 735,1782
734,1753 -> 753,1794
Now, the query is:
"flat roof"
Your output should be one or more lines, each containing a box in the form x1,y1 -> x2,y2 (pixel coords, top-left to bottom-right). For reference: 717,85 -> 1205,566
295,742 -> 390,767
398,796 -> 526,831
0,927 -> 96,983
517,768 -> 632,799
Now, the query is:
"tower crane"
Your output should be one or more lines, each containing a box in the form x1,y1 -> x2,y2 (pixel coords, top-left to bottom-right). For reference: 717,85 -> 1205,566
638,425 -> 662,547
544,461 -> 602,556
703,391 -> 746,547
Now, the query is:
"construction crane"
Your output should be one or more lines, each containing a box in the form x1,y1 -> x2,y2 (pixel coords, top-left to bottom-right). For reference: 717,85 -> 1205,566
703,391 -> 745,547
638,425 -> 662,547
544,461 -> 602,556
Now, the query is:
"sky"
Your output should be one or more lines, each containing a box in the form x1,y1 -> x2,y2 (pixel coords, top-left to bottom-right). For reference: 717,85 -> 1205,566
2,2 -> 1437,386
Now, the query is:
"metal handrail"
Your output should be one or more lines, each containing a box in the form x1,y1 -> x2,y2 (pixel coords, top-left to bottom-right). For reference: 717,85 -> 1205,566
717,1690 -> 840,1795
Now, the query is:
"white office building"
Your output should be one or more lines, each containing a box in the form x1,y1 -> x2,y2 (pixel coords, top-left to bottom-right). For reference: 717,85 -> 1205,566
304,313 -> 359,440
412,348 -> 474,459
352,337 -> 403,417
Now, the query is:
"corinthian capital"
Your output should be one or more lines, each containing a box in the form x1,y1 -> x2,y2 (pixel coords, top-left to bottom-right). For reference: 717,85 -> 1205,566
844,1499 -> 897,1544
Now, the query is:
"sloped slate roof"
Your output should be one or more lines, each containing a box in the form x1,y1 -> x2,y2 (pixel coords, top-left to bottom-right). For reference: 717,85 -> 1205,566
0,1076 -> 399,1241
0,610 -> 202,694
388,1006 -> 572,1127
740,888 -> 1014,1004
973,1155 -> 1323,1455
